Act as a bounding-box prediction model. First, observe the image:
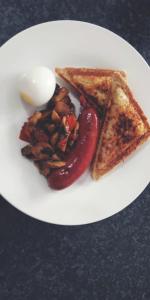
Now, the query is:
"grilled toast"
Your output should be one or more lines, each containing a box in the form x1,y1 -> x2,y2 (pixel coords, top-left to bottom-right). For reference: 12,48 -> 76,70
92,72 -> 150,179
56,68 -> 150,180
56,68 -> 126,118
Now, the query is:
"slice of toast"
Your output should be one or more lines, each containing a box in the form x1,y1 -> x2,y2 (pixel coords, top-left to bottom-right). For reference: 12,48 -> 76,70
56,68 -> 150,180
56,68 -> 126,118
92,72 -> 150,179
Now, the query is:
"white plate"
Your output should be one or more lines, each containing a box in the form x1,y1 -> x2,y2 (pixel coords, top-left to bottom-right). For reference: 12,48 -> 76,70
0,21 -> 150,225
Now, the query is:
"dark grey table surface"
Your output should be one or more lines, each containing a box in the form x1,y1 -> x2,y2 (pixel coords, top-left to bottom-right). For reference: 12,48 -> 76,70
0,1 -> 150,299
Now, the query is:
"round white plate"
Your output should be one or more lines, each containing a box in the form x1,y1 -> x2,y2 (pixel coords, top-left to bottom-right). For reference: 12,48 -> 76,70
0,21 -> 150,225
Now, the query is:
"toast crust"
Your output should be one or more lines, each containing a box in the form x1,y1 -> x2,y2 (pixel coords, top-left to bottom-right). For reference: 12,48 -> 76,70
56,67 -> 126,78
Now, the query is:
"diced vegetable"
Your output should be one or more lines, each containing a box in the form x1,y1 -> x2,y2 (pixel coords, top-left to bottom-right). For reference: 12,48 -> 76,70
66,114 -> 77,131
33,128 -> 49,143
51,110 -> 61,123
20,84 -> 79,179
21,145 -> 34,159
57,136 -> 69,152
31,143 -> 53,160
19,123 -> 34,143
51,153 -> 60,161
28,112 -> 42,125
62,114 -> 77,133
68,121 -> 79,146
50,132 -> 59,146
45,160 -> 66,168
54,87 -> 68,102
55,101 -> 71,115
46,124 -> 56,133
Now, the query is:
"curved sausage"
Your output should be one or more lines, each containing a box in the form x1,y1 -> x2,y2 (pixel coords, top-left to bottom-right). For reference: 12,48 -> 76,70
48,107 -> 100,190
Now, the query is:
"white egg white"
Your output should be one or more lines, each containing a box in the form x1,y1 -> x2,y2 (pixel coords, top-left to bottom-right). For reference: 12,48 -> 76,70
19,66 -> 56,106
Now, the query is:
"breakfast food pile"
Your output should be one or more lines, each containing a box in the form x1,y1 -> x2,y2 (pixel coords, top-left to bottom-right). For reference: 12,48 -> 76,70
19,67 -> 150,189
20,84 -> 79,178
